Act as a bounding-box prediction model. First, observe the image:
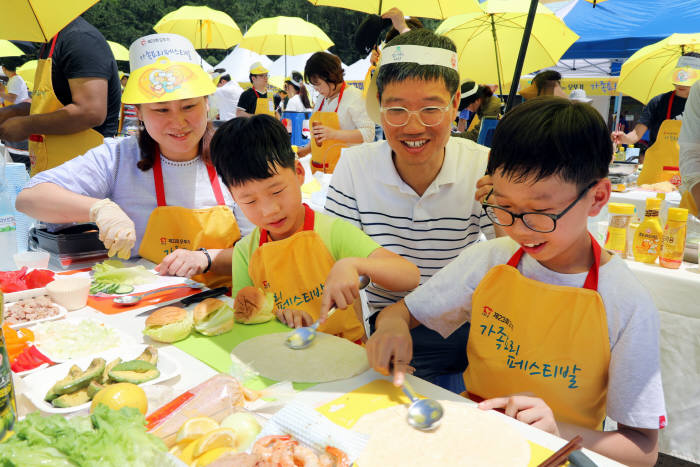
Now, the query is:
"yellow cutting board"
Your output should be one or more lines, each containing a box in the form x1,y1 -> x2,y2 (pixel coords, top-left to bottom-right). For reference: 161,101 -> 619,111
316,379 -> 559,467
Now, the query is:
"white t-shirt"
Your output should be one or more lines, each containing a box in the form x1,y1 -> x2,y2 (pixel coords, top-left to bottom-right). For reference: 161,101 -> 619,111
405,236 -> 667,430
284,94 -> 310,112
312,84 -> 374,143
7,74 -> 29,104
680,80 -> 700,192
325,138 -> 494,316
26,136 -> 254,257
214,81 -> 244,121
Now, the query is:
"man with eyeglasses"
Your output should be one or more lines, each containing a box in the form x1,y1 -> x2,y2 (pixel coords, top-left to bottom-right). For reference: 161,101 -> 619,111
236,62 -> 274,118
324,29 -> 494,393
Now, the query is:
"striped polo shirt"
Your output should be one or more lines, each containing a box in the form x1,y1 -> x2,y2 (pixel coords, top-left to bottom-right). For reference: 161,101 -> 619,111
324,137 -> 493,316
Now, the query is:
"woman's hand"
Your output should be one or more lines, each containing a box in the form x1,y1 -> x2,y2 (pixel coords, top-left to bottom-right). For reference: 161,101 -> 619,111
156,248 -> 208,278
478,394 -> 559,436
89,199 -> 136,259
275,308 -> 314,328
312,124 -> 336,144
382,7 -> 410,34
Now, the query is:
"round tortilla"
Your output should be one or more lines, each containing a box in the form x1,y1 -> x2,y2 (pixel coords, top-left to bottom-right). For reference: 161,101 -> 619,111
352,400 -> 531,467
231,332 -> 369,383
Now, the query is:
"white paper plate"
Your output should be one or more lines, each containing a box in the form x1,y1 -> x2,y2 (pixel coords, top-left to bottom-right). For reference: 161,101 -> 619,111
21,344 -> 181,415
4,301 -> 67,330
3,286 -> 48,303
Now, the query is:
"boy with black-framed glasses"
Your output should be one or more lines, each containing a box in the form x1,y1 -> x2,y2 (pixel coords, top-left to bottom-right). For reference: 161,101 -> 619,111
365,97 -> 666,466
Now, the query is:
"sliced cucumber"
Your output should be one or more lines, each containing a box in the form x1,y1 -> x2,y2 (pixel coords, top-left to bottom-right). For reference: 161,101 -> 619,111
114,285 -> 134,294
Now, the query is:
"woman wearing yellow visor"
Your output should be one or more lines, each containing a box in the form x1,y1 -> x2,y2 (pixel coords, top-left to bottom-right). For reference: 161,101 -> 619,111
16,34 -> 253,286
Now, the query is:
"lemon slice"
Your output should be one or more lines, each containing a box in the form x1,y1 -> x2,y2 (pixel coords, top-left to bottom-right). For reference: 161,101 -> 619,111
192,446 -> 237,466
177,438 -> 201,465
176,417 -> 219,444
193,427 -> 238,458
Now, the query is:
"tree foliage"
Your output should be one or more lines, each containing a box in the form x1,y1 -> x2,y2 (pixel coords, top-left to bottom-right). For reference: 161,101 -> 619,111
83,0 -> 377,69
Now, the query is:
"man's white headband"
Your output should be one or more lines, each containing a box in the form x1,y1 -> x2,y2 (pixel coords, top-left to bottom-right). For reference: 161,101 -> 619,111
460,83 -> 478,100
676,55 -> 700,70
378,45 -> 459,72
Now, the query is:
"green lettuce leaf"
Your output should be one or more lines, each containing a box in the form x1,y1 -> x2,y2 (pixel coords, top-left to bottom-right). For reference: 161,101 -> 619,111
91,260 -> 156,286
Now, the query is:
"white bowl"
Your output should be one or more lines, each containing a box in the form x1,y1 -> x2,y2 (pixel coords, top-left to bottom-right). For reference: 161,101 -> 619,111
13,251 -> 50,269
45,276 -> 91,311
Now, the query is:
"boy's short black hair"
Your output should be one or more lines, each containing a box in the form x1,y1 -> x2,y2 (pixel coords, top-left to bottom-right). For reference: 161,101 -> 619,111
211,115 -> 296,187
487,97 -> 611,188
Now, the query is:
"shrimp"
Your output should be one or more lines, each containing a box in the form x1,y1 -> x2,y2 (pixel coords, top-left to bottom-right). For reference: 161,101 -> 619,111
292,443 -> 321,467
319,446 -> 350,467
252,434 -> 298,466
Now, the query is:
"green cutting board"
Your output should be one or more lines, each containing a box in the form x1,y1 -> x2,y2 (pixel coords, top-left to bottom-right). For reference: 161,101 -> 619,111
173,320 -> 314,390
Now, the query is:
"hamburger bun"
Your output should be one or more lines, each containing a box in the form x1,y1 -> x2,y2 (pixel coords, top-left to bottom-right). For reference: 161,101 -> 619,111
234,287 -> 275,324
145,306 -> 187,327
194,298 -> 227,323
193,298 -> 234,336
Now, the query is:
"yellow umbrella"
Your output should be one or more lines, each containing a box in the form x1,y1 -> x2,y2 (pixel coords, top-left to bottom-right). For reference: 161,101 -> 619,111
435,0 -> 578,95
153,5 -> 242,50
0,0 -> 98,42
583,0 -> 609,6
618,33 -> 700,104
0,40 -> 24,57
107,41 -> 129,61
239,16 -> 334,77
17,59 -> 37,90
306,0 -> 481,19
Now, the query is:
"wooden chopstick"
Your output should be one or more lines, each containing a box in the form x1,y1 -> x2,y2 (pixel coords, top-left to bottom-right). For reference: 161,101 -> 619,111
538,435 -> 584,467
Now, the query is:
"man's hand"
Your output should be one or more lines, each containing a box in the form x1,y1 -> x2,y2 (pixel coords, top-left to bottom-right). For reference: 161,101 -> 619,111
275,308 -> 314,328
156,249 -> 209,278
475,174 -> 493,202
478,394 -> 559,436
319,258 -> 361,322
0,116 -> 31,141
89,199 -> 136,259
366,314 -> 414,386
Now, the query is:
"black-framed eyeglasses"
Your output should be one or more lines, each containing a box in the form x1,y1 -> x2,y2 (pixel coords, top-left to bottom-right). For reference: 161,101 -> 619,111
481,181 -> 598,233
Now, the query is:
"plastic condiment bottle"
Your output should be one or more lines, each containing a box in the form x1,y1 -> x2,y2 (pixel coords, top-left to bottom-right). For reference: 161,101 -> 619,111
604,203 -> 635,258
633,197 -> 664,263
659,207 -> 689,269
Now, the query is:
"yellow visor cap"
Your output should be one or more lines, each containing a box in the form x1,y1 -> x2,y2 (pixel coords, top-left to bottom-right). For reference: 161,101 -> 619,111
122,56 -> 216,104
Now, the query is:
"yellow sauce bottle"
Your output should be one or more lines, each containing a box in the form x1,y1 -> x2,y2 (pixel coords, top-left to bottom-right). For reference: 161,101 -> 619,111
604,203 -> 635,257
659,207 -> 689,269
633,197 -> 663,263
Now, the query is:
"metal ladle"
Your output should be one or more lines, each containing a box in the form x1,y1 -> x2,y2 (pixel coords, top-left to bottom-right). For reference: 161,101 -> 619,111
401,378 -> 444,431
112,279 -> 202,305
285,274 -> 370,349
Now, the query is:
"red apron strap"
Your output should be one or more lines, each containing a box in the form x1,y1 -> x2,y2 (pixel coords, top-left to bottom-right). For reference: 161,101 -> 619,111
259,204 -> 315,246
666,91 -> 676,120
253,88 -> 262,98
151,149 -> 167,207
205,164 -> 226,206
318,82 -> 346,113
48,34 -> 59,58
505,233 -> 601,291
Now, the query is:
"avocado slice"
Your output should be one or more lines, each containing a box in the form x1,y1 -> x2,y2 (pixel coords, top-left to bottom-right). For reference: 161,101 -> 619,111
101,358 -> 122,384
47,358 -> 106,398
45,364 -> 88,401
135,346 -> 158,365
108,360 -> 160,384
87,380 -> 106,399
52,387 -> 90,408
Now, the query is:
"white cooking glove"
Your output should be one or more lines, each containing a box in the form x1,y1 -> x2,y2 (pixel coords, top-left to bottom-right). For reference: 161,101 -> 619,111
89,198 -> 136,259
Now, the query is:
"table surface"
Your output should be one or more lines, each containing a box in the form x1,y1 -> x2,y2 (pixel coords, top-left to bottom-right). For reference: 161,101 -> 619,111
9,267 -> 622,466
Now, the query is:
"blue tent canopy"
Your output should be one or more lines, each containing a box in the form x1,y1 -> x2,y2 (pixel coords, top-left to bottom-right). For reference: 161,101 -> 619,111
561,0 -> 700,59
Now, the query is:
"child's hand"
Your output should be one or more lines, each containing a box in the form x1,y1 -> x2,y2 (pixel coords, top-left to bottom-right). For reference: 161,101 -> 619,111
275,308 -> 314,328
478,394 -> 559,436
366,316 -> 413,386
319,258 -> 361,322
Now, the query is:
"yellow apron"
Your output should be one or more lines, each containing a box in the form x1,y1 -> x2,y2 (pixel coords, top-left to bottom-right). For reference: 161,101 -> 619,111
310,82 -> 349,174
138,148 -> 241,288
253,88 -> 275,116
465,235 -> 610,430
680,190 -> 699,217
28,33 -> 104,176
637,93 -> 682,186
249,205 -> 364,342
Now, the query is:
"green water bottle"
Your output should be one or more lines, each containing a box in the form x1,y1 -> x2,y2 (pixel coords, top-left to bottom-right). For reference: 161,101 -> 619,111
0,290 -> 18,441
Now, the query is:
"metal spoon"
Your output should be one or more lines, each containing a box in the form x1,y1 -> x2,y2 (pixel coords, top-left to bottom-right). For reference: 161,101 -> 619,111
285,274 -> 370,349
400,378 -> 444,431
112,279 -> 202,305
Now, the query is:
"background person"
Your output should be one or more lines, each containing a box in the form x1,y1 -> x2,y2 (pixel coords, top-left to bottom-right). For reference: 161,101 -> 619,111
520,70 -> 568,100
16,34 -> 253,286
0,17 -> 121,175
0,59 -> 30,171
236,62 -> 274,117
212,73 -> 244,123
454,80 -> 502,141
297,52 -> 374,173
283,71 -> 312,112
